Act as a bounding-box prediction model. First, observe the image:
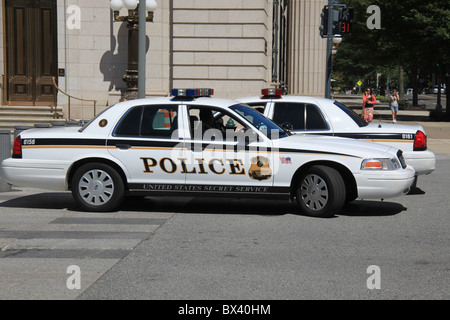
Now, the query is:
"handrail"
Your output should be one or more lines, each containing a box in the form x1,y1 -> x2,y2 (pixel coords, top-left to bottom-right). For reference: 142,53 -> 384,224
52,77 -> 97,119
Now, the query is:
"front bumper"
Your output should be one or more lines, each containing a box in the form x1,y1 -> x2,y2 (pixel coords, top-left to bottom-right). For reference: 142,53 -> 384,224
355,165 -> 416,199
0,158 -> 70,191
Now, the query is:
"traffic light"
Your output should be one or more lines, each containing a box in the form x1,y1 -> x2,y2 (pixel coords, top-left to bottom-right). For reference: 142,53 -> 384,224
337,8 -> 353,36
319,7 -> 328,37
320,6 -> 353,37
319,6 -> 340,38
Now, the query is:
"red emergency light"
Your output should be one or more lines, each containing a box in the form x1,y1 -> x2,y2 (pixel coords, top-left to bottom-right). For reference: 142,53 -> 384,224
261,88 -> 283,97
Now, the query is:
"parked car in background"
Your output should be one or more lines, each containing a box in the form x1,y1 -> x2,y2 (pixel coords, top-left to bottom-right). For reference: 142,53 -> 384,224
237,89 -> 436,181
432,86 -> 446,94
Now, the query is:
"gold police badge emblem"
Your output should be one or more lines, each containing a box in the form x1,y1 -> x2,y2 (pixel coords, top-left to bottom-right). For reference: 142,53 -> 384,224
248,156 -> 272,181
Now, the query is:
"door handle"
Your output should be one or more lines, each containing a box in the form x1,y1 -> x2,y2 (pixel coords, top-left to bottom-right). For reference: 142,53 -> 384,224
116,144 -> 131,150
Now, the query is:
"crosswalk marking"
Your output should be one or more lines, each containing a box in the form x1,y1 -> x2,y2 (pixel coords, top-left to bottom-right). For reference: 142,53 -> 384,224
0,189 -> 177,299
0,213 -> 173,259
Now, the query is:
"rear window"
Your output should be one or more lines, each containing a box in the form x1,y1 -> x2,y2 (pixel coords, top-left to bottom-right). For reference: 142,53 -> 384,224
334,101 -> 368,127
272,103 -> 305,130
272,102 -> 328,130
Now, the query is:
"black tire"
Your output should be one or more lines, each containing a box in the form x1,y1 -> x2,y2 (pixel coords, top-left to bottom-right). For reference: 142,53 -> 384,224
295,165 -> 346,218
72,163 -> 125,212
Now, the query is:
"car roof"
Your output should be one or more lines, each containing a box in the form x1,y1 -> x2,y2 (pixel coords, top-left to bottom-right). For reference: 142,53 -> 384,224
238,95 -> 334,105
113,96 -> 245,109
238,94 -> 424,134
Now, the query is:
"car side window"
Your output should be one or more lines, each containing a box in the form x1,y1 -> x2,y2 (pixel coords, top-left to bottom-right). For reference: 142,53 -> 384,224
115,105 -> 178,138
272,103 -> 305,130
188,106 -> 247,141
306,104 -> 328,130
142,106 -> 178,137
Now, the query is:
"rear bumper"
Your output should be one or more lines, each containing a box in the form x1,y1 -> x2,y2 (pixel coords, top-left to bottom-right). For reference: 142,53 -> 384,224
355,165 -> 416,199
403,149 -> 436,175
0,158 -> 70,190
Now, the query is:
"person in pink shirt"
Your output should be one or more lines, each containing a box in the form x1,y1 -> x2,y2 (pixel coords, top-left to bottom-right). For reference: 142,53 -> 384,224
362,88 -> 377,122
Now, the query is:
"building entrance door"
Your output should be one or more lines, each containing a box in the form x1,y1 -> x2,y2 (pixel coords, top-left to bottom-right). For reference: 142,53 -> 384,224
5,0 -> 57,106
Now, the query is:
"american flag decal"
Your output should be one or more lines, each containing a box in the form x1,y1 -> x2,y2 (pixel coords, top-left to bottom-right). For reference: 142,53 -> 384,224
280,157 -> 292,164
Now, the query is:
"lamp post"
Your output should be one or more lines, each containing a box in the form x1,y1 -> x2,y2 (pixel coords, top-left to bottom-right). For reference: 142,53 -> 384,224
326,35 -> 342,97
110,0 -> 157,101
331,36 -> 341,58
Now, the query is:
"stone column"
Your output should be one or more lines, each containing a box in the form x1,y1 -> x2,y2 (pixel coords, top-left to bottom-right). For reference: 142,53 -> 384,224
287,0 -> 327,96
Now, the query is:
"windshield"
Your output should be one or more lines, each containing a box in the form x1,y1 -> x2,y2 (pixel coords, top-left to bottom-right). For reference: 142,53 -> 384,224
333,101 -> 368,127
230,104 -> 289,139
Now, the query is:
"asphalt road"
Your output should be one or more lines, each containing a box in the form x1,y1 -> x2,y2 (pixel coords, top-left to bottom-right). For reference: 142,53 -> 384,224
413,93 -> 446,110
1,159 -> 448,301
78,161 -> 450,300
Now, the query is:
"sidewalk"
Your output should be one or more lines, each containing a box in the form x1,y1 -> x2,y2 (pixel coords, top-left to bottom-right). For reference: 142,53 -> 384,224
413,121 -> 450,158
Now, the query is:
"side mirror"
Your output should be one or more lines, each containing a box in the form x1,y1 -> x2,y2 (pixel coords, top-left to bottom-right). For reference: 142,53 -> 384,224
281,122 -> 293,132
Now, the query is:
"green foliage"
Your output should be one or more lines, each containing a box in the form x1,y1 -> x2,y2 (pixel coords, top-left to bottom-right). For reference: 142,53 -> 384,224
333,0 -> 450,88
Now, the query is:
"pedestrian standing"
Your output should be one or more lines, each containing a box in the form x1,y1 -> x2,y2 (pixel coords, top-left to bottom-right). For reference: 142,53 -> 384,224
362,88 -> 377,122
390,89 -> 399,123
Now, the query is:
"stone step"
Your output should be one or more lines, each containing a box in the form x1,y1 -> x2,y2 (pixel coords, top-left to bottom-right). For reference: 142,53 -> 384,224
0,105 -> 62,111
0,105 -> 65,133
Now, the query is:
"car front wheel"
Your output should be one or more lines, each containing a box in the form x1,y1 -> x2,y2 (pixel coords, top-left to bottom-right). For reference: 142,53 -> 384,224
295,165 -> 346,218
72,163 -> 124,212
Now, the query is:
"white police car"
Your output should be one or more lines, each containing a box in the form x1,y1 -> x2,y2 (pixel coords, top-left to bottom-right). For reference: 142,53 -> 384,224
0,89 -> 415,217
238,89 -> 436,178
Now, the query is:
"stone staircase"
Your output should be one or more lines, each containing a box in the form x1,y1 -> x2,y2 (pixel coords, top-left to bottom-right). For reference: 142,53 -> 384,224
0,105 -> 64,132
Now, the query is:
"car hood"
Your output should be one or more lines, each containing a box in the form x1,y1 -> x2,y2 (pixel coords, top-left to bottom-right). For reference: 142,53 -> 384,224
277,133 -> 396,159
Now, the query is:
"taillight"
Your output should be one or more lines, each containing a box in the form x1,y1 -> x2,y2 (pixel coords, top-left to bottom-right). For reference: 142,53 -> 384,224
12,135 -> 22,158
414,130 -> 427,151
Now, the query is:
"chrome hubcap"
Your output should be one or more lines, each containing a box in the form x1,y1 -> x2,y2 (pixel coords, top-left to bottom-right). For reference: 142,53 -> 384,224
300,174 -> 329,211
78,169 -> 114,206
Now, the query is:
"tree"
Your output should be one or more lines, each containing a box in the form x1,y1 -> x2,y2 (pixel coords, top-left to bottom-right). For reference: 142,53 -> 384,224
333,0 -> 450,112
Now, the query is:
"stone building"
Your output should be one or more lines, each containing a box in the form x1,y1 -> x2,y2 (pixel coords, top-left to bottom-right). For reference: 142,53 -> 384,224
0,0 -> 327,121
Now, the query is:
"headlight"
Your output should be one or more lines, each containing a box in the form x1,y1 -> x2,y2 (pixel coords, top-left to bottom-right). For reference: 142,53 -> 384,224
361,158 -> 401,170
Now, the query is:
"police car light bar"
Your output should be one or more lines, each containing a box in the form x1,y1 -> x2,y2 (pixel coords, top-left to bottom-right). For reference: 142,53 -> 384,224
261,88 -> 283,97
171,88 -> 214,98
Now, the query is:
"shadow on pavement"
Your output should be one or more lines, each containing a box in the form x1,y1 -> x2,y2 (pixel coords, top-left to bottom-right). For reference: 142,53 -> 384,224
0,192 -> 75,210
0,192 -> 408,218
339,200 -> 407,217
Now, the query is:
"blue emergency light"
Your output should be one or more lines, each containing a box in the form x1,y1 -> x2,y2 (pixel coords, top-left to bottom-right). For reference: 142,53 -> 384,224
171,88 -> 214,98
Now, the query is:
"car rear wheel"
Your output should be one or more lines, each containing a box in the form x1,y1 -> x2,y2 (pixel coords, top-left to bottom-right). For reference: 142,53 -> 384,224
72,163 -> 124,212
295,165 -> 346,218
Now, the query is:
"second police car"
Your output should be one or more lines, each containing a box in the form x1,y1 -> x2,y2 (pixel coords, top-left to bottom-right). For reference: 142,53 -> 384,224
0,89 -> 415,218
237,89 -> 436,182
